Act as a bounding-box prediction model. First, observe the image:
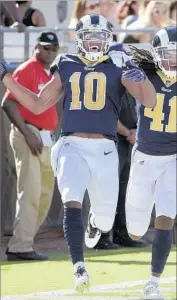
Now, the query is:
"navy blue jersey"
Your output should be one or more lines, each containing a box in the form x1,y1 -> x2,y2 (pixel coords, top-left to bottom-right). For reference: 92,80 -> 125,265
51,54 -> 126,138
136,71 -> 177,155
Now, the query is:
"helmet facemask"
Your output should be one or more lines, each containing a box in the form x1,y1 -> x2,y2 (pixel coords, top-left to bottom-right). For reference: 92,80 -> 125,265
76,26 -> 113,62
153,42 -> 177,78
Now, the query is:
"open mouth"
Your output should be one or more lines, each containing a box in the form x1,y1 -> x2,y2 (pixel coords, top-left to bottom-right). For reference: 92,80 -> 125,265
90,45 -> 100,52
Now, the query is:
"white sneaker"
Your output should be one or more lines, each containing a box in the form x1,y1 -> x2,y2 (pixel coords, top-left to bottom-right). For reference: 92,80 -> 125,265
74,266 -> 89,293
143,281 -> 164,299
85,213 -> 102,248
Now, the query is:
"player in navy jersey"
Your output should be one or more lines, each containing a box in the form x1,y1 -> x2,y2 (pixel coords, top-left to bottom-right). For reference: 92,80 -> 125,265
126,26 -> 176,299
0,14 -> 156,292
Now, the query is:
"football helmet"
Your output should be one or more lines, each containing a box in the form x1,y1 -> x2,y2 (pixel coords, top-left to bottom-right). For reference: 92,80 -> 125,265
152,26 -> 177,78
76,14 -> 113,62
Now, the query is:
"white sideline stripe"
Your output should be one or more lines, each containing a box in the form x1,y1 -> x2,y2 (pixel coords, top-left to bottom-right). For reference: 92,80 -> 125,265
2,277 -> 176,300
103,287 -> 176,293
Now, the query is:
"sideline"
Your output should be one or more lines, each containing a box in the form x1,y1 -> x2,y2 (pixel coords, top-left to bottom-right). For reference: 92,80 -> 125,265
2,277 -> 176,300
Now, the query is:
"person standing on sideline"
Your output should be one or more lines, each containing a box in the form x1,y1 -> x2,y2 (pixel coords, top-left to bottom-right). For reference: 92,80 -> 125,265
94,42 -> 144,249
95,90 -> 145,249
2,31 -> 59,261
113,91 -> 147,247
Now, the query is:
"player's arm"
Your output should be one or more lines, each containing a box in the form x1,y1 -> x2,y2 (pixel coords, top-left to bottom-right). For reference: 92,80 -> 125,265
109,51 -> 156,108
117,120 -> 130,138
1,65 -> 62,115
121,69 -> 157,108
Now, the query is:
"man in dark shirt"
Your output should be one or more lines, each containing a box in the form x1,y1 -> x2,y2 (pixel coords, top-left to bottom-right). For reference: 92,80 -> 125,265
113,91 -> 145,247
95,91 -> 146,249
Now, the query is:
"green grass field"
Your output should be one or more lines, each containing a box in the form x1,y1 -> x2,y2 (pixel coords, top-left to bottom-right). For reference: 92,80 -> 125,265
1,246 -> 176,299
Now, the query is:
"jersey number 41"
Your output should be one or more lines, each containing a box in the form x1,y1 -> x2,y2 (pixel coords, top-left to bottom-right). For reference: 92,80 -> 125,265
144,93 -> 176,133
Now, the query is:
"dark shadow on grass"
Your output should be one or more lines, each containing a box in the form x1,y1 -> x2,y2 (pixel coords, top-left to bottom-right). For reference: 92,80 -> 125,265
1,246 -> 176,266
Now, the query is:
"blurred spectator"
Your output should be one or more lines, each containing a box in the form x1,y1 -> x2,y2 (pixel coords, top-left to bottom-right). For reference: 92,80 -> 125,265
69,0 -> 118,29
68,0 -> 102,41
122,1 -> 175,44
117,0 -> 141,42
2,31 -> 59,261
15,1 -> 46,27
138,0 -> 151,16
169,1 -> 177,22
0,1 -> 26,32
116,0 -> 141,26
57,0 -> 68,24
100,0 -> 118,25
69,0 -> 101,29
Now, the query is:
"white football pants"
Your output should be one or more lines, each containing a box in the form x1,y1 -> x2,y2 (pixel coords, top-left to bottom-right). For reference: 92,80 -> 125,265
51,136 -> 119,232
126,149 -> 176,237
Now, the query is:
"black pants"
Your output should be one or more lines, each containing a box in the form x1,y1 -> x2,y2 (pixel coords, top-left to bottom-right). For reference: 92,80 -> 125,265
99,141 -> 132,243
114,141 -> 132,232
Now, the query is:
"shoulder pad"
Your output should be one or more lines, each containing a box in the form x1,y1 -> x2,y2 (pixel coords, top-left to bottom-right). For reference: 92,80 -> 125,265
109,50 -> 132,68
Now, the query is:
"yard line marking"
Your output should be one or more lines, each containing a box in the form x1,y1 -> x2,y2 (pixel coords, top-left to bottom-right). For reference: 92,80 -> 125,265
2,277 -> 176,300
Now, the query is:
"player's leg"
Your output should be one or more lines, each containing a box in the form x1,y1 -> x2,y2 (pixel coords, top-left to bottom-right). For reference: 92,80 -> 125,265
85,141 -> 119,248
125,150 -> 156,240
51,137 -> 90,291
143,155 -> 176,299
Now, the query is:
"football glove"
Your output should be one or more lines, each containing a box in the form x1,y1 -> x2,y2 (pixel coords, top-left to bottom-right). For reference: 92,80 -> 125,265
0,60 -> 8,81
123,68 -> 147,82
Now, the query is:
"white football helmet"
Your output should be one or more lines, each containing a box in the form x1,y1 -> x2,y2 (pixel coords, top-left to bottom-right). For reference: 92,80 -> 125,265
152,26 -> 177,78
75,14 -> 113,62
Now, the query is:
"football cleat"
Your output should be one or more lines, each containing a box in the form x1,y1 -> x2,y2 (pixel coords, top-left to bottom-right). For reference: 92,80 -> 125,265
74,266 -> 89,293
143,281 -> 164,299
85,213 -> 102,248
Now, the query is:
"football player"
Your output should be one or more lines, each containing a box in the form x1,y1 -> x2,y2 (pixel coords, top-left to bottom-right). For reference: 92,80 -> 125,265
126,26 -> 176,299
0,14 -> 156,292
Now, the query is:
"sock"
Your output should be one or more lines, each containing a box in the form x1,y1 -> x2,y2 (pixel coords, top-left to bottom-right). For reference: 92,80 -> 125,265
74,261 -> 85,273
63,207 -> 84,265
151,229 -> 173,274
150,275 -> 160,285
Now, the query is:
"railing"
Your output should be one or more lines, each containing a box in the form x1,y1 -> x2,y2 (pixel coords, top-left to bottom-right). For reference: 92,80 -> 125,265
0,26 -> 157,63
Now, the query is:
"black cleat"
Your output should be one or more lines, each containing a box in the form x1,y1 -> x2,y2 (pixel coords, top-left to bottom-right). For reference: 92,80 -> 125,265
85,213 -> 102,248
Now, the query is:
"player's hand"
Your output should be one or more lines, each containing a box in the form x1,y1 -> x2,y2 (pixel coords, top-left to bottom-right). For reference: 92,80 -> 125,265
25,129 -> 43,156
127,129 -> 136,145
122,68 -> 147,83
0,60 -> 8,81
